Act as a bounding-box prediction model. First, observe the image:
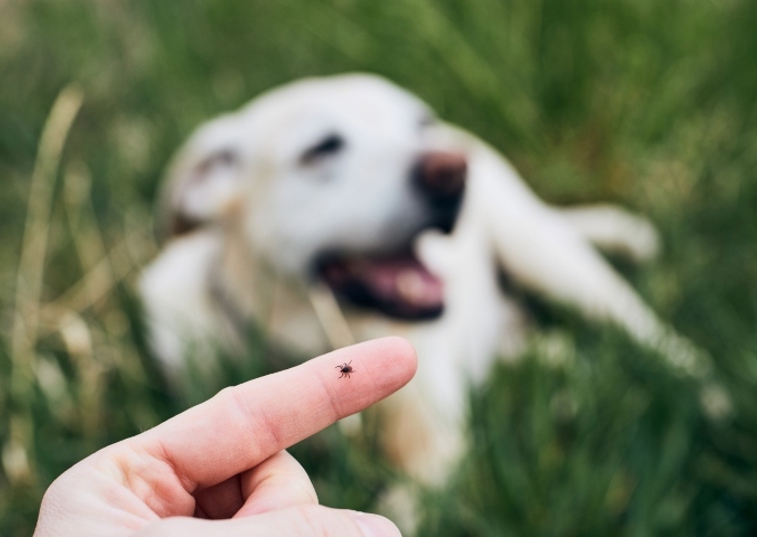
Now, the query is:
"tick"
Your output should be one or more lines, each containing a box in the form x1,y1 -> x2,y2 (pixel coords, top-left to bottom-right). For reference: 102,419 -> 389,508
336,360 -> 355,378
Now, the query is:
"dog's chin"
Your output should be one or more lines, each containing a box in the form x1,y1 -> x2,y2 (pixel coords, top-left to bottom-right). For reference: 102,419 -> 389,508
315,249 -> 444,321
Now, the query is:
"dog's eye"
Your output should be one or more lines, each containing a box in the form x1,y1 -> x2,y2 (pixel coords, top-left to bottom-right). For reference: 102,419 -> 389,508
196,149 -> 238,174
301,134 -> 345,165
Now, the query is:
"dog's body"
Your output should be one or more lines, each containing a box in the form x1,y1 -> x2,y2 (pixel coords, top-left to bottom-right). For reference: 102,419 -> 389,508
140,74 -> 707,487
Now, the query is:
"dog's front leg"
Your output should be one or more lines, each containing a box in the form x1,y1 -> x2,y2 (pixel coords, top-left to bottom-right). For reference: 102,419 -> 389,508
374,352 -> 468,534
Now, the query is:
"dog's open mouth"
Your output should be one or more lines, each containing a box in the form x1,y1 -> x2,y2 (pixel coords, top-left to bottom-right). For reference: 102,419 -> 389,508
316,250 -> 444,320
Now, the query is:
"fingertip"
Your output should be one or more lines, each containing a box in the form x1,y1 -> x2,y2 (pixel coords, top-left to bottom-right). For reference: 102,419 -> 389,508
327,337 -> 417,387
350,337 -> 417,392
379,336 -> 418,383
350,511 -> 402,537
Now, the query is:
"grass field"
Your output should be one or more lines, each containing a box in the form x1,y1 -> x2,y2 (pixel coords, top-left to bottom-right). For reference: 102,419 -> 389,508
1,0 -> 757,535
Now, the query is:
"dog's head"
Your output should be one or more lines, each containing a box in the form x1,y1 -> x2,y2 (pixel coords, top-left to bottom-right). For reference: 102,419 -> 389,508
162,74 -> 467,320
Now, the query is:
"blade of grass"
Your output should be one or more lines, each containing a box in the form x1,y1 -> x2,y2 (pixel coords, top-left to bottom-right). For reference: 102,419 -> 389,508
6,85 -> 83,484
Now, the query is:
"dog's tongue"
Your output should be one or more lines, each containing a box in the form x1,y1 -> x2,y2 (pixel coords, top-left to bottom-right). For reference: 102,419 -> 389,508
318,252 -> 445,320
354,257 -> 444,309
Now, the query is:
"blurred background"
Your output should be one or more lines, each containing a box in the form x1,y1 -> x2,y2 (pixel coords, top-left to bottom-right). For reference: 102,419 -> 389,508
1,0 -> 757,535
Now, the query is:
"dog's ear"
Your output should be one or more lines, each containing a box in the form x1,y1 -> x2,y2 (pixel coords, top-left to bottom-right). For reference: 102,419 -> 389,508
160,116 -> 245,240
167,148 -> 242,235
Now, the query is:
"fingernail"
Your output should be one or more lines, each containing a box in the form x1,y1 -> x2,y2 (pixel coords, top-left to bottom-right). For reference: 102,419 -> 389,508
351,512 -> 402,537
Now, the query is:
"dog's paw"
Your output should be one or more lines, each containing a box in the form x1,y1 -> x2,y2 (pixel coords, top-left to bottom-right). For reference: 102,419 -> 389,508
559,204 -> 661,263
620,214 -> 661,263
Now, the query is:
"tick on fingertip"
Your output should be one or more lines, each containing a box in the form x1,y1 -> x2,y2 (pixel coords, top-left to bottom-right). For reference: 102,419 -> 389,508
336,360 -> 354,378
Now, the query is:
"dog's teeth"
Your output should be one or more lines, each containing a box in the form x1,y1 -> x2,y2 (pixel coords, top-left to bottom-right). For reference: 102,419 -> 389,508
396,269 -> 427,303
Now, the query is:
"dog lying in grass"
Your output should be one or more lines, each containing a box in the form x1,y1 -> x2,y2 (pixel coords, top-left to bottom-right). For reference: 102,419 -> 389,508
140,73 -> 709,493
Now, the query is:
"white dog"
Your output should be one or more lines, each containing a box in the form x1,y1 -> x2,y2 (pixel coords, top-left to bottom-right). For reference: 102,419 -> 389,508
140,73 -> 709,489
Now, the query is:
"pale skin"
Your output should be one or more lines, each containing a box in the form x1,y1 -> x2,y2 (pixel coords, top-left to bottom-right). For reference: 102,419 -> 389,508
33,337 -> 417,537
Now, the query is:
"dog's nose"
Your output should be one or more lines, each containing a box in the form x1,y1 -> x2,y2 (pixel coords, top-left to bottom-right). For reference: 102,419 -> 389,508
414,151 -> 467,202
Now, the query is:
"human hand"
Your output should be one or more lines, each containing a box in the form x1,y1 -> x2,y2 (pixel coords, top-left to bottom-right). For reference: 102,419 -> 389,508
33,337 -> 417,537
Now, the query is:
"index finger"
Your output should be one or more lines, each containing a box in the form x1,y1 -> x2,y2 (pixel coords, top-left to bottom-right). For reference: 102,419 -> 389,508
136,337 -> 416,490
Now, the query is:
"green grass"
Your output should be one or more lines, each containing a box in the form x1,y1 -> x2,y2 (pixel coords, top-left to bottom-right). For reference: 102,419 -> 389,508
1,0 -> 757,535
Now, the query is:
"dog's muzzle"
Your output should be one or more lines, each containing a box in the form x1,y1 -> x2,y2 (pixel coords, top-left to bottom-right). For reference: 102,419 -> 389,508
315,151 -> 467,321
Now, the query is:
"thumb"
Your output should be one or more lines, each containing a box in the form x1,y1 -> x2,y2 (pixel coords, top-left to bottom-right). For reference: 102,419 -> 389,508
137,505 -> 401,537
